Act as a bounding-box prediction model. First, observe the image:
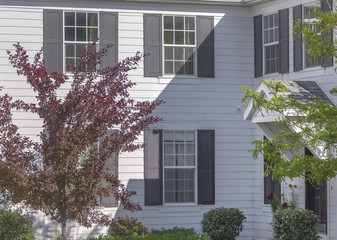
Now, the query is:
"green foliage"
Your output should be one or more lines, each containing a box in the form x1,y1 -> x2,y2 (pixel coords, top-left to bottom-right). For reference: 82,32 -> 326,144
241,79 -> 337,185
0,209 -> 34,240
201,207 -> 246,240
108,216 -> 148,239
272,208 -> 321,240
88,227 -> 209,240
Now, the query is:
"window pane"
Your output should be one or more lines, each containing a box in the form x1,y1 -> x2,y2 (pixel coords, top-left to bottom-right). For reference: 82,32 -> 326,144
176,180 -> 184,190
88,13 -> 98,26
65,12 -> 75,26
185,180 -> 194,190
185,155 -> 195,166
164,31 -> 174,44
175,143 -> 184,154
175,31 -> 184,45
175,16 -> 184,30
65,27 -> 75,41
185,132 -> 195,141
185,169 -> 194,179
76,12 -> 86,26
175,61 -> 184,74
186,144 -> 195,154
185,17 -> 195,30
165,61 -> 173,74
164,47 -> 174,60
88,28 -> 98,41
185,192 -> 194,202
164,16 -> 173,29
66,44 -> 75,57
66,58 -> 75,71
76,44 -> 86,57
175,131 -> 184,141
185,47 -> 194,61
165,192 -> 174,203
176,155 -> 184,166
164,143 -> 174,154
174,48 -> 184,61
165,169 -> 174,179
165,180 -> 174,190
164,131 -> 174,141
185,61 -> 193,75
185,32 -> 195,45
164,155 -> 174,166
76,28 -> 86,41
176,192 -> 184,202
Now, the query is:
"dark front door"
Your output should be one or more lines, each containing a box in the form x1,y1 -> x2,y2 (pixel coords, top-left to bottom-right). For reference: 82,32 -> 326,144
305,148 -> 327,234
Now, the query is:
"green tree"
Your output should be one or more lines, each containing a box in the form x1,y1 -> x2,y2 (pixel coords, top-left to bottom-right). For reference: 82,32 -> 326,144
242,1 -> 337,185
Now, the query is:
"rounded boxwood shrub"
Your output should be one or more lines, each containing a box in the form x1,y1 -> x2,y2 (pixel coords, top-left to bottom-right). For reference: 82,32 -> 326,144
201,207 -> 246,240
0,209 -> 34,240
272,208 -> 321,240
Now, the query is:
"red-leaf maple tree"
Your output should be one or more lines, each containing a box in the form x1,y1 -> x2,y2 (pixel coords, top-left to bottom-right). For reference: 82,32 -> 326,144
0,43 -> 162,239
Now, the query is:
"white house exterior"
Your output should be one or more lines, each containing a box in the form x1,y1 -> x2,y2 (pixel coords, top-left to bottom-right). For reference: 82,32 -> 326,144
0,0 -> 337,239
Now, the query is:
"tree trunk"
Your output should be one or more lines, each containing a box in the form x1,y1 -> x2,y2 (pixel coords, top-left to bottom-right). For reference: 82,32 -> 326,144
61,220 -> 67,240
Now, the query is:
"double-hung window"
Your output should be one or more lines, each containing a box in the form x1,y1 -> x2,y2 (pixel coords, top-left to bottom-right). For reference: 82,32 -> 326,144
263,13 -> 279,74
64,12 -> 99,71
163,131 -> 197,204
163,16 -> 196,75
303,2 -> 321,68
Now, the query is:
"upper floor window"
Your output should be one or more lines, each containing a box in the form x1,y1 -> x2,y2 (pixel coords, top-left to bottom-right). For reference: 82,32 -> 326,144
64,12 -> 99,71
163,16 -> 196,75
263,13 -> 279,74
303,2 -> 321,68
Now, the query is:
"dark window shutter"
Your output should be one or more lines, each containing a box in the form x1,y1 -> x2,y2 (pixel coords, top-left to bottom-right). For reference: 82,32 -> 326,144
100,153 -> 118,207
43,9 -> 63,73
100,12 -> 118,69
144,129 -> 163,206
197,16 -> 214,78
278,8 -> 289,74
254,15 -> 263,77
197,130 -> 215,205
144,14 -> 162,77
293,5 -> 303,72
321,0 -> 333,67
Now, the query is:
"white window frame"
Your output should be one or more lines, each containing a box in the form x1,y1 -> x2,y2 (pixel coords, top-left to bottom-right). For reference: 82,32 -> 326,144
262,12 -> 280,75
63,11 -> 99,73
162,130 -> 198,205
162,15 -> 197,76
302,1 -> 321,69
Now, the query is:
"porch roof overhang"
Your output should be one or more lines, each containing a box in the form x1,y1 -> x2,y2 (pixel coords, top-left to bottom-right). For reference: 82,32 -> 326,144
243,80 -> 334,139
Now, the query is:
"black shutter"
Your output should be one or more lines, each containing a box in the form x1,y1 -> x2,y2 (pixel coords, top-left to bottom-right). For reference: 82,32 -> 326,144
144,129 -> 163,206
100,153 -> 118,207
254,15 -> 263,77
279,8 -> 289,74
144,14 -> 162,77
321,0 -> 333,67
293,5 -> 303,72
197,130 -> 215,205
43,9 -> 63,73
197,16 -> 214,78
100,12 -> 118,69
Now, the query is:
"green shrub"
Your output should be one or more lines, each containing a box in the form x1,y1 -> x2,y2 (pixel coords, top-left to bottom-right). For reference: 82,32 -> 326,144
0,209 -> 34,240
89,227 -> 209,240
201,207 -> 246,240
272,208 -> 321,240
108,216 -> 148,239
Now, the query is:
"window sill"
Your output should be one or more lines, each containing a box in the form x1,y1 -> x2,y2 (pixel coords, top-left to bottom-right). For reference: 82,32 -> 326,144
159,204 -> 201,213
158,76 -> 201,85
